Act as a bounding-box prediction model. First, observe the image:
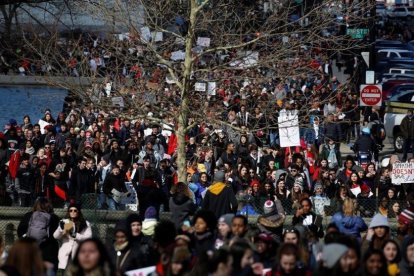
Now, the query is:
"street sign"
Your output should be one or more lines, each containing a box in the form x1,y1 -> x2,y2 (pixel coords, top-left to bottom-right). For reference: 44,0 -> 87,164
360,84 -> 382,106
346,28 -> 369,39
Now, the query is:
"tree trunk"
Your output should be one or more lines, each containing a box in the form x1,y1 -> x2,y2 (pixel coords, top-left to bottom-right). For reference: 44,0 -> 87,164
175,0 -> 198,183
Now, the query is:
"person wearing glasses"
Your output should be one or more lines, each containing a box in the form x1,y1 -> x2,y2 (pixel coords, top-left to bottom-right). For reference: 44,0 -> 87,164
53,202 -> 92,273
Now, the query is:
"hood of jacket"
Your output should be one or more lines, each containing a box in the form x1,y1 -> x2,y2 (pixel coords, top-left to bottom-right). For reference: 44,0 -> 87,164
172,193 -> 191,205
208,182 -> 226,195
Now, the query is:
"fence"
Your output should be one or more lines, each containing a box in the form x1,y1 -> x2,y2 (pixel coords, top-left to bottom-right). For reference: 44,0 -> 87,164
0,197 -> 401,249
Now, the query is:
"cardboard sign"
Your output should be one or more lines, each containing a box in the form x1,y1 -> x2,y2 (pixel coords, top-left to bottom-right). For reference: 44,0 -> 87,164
195,82 -> 206,91
197,37 -> 211,47
146,82 -> 160,90
392,162 -> 414,184
38,119 -> 49,135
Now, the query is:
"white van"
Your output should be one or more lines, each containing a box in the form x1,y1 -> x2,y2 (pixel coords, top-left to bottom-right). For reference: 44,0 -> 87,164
389,68 -> 414,75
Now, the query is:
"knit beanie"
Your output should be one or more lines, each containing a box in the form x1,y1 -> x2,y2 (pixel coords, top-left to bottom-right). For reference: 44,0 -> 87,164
399,207 -> 414,226
369,214 -> 389,229
360,184 -> 370,194
321,243 -> 348,269
213,171 -> 225,182
218,213 -> 234,228
144,206 -> 157,220
294,177 -> 304,191
126,213 -> 142,226
114,220 -> 129,235
264,200 -> 275,214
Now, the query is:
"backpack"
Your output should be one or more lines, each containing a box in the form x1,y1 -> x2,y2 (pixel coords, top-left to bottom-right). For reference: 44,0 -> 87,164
26,211 -> 51,243
327,147 -> 338,169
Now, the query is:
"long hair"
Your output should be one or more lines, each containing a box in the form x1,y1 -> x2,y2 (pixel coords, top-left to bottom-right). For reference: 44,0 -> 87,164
66,207 -> 88,233
342,198 -> 357,216
66,238 -> 115,276
32,196 -> 53,213
5,238 -> 44,276
170,181 -> 193,199
362,248 -> 389,276
230,239 -> 253,273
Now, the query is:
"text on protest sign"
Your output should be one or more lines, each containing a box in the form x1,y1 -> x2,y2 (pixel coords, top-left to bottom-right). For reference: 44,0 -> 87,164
392,162 -> 414,185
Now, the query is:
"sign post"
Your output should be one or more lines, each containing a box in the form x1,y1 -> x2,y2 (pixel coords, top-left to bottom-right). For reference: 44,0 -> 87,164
360,84 -> 382,107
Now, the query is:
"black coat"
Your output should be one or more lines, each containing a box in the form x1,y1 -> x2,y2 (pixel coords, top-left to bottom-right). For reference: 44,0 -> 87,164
202,182 -> 238,219
169,193 -> 196,229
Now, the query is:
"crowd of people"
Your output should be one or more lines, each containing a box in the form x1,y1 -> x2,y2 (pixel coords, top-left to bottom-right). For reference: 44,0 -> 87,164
0,195 -> 413,275
1,4 -> 414,275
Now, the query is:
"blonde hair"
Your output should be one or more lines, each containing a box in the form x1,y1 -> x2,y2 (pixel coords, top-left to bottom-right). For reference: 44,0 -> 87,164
342,198 -> 356,216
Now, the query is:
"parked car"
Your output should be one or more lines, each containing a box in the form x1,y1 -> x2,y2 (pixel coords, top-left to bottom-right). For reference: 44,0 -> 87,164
387,6 -> 414,18
375,40 -> 408,50
377,49 -> 414,59
389,68 -> 414,75
380,73 -> 414,83
381,79 -> 414,100
384,91 -> 414,152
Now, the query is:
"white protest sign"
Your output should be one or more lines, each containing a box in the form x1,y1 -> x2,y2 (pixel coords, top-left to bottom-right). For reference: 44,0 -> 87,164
392,162 -> 414,184
111,97 -> 124,108
278,110 -> 300,147
207,82 -> 216,95
197,37 -> 211,47
125,266 -> 156,276
152,32 -> 163,42
195,82 -> 206,91
230,51 -> 259,68
171,50 -> 185,61
140,27 -> 151,42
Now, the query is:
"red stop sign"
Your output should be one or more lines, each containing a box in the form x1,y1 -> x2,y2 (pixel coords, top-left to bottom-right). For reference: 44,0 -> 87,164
360,85 -> 382,106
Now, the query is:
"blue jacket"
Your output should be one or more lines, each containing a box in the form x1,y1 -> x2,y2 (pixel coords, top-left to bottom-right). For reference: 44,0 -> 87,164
331,212 -> 368,240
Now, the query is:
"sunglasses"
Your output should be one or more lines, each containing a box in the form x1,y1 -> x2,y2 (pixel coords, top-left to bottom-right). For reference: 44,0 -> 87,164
44,146 -> 50,149
291,169 -> 297,172
69,209 -> 78,213
284,229 -> 297,234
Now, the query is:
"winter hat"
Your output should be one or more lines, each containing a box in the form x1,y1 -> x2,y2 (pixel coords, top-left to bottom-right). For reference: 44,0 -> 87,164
398,207 -> 414,226
264,200 -> 275,214
369,214 -> 389,229
144,206 -> 157,220
218,213 -> 234,228
294,177 -> 304,191
68,201 -> 81,211
213,171 -> 225,182
360,184 -> 370,194
126,213 -> 142,226
9,119 -> 17,126
322,243 -> 348,269
250,179 -> 260,188
313,183 -> 323,192
114,220 -> 129,235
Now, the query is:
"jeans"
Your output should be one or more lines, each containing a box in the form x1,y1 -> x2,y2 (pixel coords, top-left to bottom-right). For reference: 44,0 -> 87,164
269,131 -> 279,147
97,192 -> 107,209
403,138 -> 414,161
107,196 -> 125,210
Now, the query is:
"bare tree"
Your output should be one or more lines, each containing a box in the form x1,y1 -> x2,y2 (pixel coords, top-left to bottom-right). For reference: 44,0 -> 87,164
14,0 -> 371,181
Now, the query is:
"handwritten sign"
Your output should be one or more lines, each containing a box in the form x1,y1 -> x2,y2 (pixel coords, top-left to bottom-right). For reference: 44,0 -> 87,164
278,110 -> 300,147
111,97 -> 124,108
392,162 -> 414,185
197,37 -> 211,47
195,82 -> 206,91
125,266 -> 156,276
140,27 -> 151,42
